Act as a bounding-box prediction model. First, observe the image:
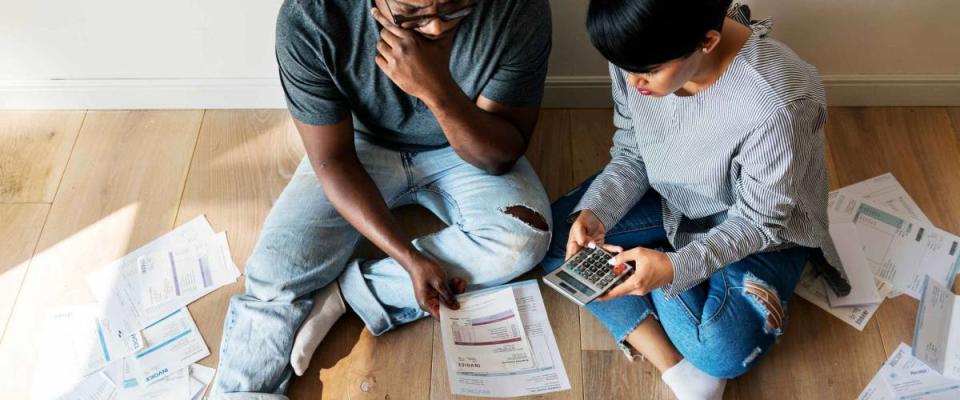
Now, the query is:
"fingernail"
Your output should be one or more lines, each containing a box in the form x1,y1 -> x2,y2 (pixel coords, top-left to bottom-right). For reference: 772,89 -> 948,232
587,242 -> 596,249
607,257 -> 617,266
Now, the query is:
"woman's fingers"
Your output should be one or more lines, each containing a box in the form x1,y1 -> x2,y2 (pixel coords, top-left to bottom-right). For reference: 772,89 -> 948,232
600,243 -> 623,253
596,279 -> 634,301
565,224 -> 588,260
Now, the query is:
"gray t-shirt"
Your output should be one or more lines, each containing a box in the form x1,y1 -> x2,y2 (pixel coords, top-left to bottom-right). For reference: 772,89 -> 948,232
276,0 -> 552,151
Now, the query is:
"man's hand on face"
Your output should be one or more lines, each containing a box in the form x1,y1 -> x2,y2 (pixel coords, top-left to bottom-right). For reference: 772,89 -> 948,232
371,7 -> 455,102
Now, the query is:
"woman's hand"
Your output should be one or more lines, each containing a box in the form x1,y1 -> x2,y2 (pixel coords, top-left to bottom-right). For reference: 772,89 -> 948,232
596,247 -> 675,301
566,210 -> 607,260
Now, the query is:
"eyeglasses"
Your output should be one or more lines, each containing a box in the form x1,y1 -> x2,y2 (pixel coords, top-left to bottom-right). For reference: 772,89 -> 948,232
383,0 -> 477,29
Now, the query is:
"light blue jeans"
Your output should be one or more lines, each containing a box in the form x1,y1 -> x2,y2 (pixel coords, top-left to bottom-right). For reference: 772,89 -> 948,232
542,175 -> 812,378
211,137 -> 552,399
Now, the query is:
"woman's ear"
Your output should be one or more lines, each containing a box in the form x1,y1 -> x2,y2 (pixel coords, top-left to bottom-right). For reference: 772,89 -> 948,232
700,30 -> 722,54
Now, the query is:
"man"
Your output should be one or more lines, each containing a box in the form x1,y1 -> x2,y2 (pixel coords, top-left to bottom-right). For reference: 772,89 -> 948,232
211,0 -> 553,398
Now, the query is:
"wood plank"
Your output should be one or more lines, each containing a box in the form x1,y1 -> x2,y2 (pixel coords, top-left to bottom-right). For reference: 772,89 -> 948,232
429,271 -> 583,400
949,107 -> 960,149
0,204 -> 50,339
950,107 -> 960,294
0,111 -> 85,202
526,109 -> 572,200
0,111 -> 203,398
823,120 -> 842,191
565,109 -> 621,352
736,298 -> 887,399
825,107 -> 960,353
567,109 -> 614,185
581,350 -> 677,400
173,110 -> 304,371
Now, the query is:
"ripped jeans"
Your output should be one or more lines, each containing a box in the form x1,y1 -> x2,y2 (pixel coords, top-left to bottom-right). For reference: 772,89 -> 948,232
541,178 -> 811,379
212,137 -> 552,398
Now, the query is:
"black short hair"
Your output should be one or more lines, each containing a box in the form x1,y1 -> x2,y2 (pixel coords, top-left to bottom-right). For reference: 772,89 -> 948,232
586,0 -> 733,73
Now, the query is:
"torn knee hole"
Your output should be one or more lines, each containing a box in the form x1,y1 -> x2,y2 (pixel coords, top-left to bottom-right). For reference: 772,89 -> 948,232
503,206 -> 548,231
743,279 -> 784,333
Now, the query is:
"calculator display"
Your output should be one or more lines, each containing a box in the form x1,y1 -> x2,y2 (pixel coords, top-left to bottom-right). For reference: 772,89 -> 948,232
555,270 -> 595,296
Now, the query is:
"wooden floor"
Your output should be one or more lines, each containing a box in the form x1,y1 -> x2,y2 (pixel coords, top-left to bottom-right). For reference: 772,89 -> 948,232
1,107 -> 959,399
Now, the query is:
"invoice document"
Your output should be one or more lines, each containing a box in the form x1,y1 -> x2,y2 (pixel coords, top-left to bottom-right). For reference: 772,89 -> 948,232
440,280 -> 570,397
829,173 -> 930,224
130,308 -> 210,386
829,192 -> 960,299
913,275 -> 960,380
441,288 -> 535,374
859,343 -> 960,400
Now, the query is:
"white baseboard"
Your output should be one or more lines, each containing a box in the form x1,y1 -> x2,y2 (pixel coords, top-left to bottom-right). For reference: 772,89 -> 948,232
1,74 -> 958,110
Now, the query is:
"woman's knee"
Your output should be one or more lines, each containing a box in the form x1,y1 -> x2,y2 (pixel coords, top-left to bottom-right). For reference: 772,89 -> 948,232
679,331 -> 773,378
679,296 -> 784,377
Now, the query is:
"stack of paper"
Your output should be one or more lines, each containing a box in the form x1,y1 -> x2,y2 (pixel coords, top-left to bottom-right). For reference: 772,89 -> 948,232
858,343 -> 960,400
33,215 -> 236,400
439,280 -> 571,398
795,173 -> 960,330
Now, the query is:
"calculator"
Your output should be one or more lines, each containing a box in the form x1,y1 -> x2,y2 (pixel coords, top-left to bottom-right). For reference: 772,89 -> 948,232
542,245 -> 633,306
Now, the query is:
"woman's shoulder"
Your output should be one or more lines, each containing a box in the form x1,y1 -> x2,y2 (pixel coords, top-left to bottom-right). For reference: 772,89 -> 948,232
731,32 -> 826,116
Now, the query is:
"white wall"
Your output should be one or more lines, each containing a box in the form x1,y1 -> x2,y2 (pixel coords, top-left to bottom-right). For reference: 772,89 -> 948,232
1,0 -> 957,108
1,0 -> 279,79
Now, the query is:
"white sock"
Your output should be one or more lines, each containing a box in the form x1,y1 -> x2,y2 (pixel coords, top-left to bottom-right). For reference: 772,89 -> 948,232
290,282 -> 347,376
661,359 -> 726,400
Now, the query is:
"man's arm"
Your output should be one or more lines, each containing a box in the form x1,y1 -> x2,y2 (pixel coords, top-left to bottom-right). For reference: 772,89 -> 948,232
425,91 -> 538,175
295,117 -> 460,317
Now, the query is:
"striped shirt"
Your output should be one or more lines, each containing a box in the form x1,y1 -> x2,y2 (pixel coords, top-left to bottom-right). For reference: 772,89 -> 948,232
574,16 -> 842,298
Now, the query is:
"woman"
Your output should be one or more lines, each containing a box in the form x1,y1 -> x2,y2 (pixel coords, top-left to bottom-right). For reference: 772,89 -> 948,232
541,2 -> 844,399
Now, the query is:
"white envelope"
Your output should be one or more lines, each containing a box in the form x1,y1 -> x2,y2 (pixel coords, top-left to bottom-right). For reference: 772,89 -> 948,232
827,223 -> 882,307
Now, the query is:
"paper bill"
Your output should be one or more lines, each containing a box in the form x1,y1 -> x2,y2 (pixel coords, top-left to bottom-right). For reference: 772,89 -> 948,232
829,193 -> 960,299
188,364 -> 216,400
440,280 -> 570,397
913,275 -> 960,380
130,308 -> 210,386
116,365 -> 191,400
859,343 -> 960,399
831,173 -> 930,223
32,304 -> 116,400
137,232 -> 239,310
442,288 -> 535,373
48,370 -> 116,400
